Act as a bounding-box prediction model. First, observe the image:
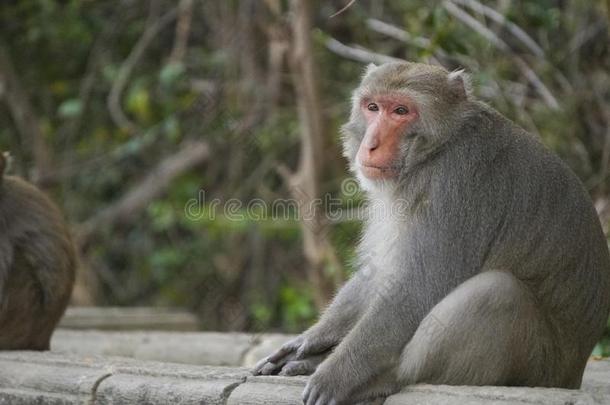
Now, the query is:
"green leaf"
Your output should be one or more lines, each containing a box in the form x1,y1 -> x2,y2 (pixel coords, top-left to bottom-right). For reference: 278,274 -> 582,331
160,62 -> 185,86
126,86 -> 151,122
58,98 -> 83,118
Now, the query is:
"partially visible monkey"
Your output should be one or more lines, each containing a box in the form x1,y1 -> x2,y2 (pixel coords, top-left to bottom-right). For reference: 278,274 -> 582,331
254,62 -> 610,404
0,152 -> 76,350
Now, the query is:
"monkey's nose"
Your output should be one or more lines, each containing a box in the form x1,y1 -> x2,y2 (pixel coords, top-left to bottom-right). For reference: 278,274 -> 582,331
364,136 -> 379,151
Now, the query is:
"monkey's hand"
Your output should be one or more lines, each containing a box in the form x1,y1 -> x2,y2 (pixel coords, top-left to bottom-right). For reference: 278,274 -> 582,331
252,335 -> 303,376
252,330 -> 338,376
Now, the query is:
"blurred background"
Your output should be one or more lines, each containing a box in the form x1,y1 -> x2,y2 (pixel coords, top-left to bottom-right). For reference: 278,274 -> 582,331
0,0 -> 608,353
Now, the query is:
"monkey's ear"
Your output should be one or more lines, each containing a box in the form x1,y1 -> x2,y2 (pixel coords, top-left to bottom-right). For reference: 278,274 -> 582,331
447,69 -> 471,98
364,63 -> 378,77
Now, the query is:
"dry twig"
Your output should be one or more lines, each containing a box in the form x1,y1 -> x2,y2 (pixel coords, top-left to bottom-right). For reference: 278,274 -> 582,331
329,0 -> 357,19
325,37 -> 403,65
443,1 -> 559,109
451,0 -> 545,57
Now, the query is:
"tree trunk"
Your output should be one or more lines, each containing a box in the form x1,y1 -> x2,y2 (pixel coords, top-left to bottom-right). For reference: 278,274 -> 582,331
286,0 -> 340,307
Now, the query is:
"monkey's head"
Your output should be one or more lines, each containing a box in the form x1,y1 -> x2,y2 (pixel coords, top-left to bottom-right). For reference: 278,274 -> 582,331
341,61 -> 471,190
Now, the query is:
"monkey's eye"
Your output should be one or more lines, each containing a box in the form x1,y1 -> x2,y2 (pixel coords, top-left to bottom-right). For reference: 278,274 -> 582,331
367,103 -> 379,112
394,106 -> 409,115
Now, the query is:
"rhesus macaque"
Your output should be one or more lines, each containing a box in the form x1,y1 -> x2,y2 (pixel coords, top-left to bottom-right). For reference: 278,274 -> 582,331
254,62 -> 610,404
0,152 -> 76,350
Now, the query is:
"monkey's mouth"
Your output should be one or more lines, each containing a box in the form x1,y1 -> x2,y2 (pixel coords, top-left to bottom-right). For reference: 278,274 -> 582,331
360,164 -> 399,179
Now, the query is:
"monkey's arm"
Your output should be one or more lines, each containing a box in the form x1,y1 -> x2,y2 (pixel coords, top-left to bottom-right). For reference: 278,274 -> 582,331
303,272 -> 425,405
253,271 -> 370,375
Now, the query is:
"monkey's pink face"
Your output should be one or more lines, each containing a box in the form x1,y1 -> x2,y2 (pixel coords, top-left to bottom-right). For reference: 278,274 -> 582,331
357,94 -> 418,180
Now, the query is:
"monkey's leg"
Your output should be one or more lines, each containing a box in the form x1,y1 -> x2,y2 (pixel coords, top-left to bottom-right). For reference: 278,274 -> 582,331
399,270 -> 557,387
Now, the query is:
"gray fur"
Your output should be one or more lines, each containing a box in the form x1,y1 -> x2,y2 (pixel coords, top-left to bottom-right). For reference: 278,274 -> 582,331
254,61 -> 610,405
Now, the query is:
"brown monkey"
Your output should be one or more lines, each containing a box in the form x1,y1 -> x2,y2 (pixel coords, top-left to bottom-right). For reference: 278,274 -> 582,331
254,62 -> 610,404
0,152 -> 76,350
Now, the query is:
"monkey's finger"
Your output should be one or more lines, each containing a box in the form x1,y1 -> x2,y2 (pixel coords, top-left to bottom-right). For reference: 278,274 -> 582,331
313,393 -> 333,405
252,356 -> 271,375
279,360 -> 314,376
268,337 -> 302,363
252,357 -> 284,375
267,346 -> 294,363
303,383 -> 322,405
253,346 -> 298,375
302,383 -> 313,404
296,341 -> 332,360
295,344 -> 309,359
262,360 -> 289,375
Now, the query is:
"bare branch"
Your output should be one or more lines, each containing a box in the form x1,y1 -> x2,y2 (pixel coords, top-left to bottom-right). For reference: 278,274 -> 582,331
325,37 -> 403,65
107,8 -> 178,132
78,140 -> 209,243
450,0 -> 573,94
366,18 -> 449,63
443,1 -> 559,110
451,0 -> 545,57
329,0 -> 357,19
366,18 -> 432,50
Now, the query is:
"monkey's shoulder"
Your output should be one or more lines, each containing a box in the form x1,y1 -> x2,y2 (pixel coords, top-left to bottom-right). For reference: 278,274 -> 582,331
454,108 -> 581,190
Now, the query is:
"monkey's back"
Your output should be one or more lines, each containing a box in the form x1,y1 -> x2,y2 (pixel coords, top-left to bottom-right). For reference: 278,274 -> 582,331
0,176 -> 76,350
462,106 -> 610,356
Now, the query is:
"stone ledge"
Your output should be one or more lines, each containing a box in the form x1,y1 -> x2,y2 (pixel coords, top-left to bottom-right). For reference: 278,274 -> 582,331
0,351 -> 608,404
51,329 -> 294,367
58,307 -> 200,331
